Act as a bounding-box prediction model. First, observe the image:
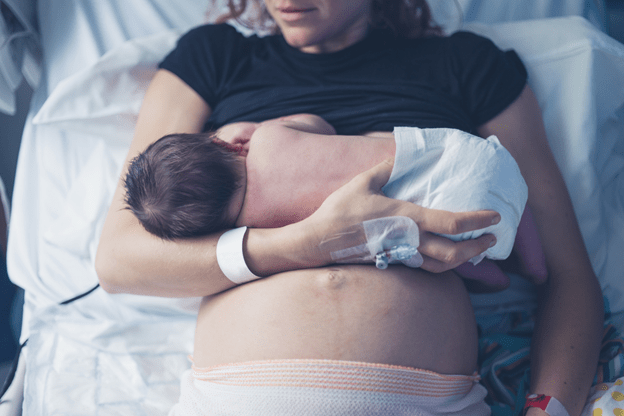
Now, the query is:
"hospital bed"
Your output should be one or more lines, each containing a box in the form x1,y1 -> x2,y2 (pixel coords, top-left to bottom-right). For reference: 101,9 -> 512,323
1,0 -> 623,414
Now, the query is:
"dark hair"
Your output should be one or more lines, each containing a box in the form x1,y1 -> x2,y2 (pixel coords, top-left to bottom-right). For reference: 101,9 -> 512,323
212,0 -> 443,38
124,132 -> 243,240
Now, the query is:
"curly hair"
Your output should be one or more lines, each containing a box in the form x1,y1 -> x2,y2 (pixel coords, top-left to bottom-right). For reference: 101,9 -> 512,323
211,0 -> 443,38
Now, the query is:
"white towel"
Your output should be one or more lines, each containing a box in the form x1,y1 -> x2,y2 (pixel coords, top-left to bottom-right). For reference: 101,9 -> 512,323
383,127 -> 528,262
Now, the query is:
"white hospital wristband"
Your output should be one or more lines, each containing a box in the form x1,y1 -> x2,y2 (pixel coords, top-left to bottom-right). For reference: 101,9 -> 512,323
216,226 -> 261,284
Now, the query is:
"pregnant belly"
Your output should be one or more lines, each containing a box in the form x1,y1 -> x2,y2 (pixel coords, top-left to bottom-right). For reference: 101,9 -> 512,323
193,265 -> 478,375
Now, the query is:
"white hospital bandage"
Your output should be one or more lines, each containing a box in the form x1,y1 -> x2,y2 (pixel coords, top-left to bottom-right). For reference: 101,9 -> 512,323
216,226 -> 261,284
319,216 -> 423,269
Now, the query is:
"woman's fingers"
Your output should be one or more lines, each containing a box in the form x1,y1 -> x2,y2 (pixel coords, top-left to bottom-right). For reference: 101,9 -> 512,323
362,157 -> 395,190
397,200 -> 500,271
404,205 -> 500,236
418,233 -> 496,273
310,159 -> 501,271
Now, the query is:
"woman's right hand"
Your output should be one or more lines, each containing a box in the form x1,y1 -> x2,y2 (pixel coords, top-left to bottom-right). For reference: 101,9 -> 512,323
304,158 -> 500,273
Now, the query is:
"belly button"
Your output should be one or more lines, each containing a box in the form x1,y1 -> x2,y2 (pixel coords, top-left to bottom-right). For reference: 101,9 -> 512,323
316,269 -> 348,290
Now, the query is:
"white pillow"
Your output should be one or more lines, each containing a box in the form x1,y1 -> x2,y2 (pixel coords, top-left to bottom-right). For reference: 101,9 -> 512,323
465,17 -> 624,312
32,30 -> 180,144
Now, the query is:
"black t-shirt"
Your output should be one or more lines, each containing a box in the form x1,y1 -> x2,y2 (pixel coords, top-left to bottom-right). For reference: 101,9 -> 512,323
159,24 -> 527,135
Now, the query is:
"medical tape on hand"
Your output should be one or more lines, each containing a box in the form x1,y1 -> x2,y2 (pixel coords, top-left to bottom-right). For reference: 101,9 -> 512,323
216,226 -> 261,284
319,216 -> 423,269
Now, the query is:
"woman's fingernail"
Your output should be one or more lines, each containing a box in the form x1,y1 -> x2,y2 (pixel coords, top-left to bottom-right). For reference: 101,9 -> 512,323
492,215 -> 501,225
489,238 -> 497,248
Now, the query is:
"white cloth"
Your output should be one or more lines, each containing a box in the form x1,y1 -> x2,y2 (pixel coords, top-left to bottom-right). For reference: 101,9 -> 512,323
169,359 -> 490,416
383,127 -> 528,262
582,377 -> 624,416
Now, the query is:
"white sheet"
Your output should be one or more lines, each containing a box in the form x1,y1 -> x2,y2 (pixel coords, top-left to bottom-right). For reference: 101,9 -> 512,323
0,0 -> 40,115
37,0 -> 208,96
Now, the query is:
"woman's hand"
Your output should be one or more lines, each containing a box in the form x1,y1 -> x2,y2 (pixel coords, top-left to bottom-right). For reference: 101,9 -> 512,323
304,158 -> 500,273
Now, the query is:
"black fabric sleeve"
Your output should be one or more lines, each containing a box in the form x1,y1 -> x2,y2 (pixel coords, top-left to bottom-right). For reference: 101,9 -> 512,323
448,31 -> 528,127
158,24 -> 244,109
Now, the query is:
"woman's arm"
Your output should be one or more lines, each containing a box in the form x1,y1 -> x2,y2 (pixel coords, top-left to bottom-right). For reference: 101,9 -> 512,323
96,70 -> 501,298
96,70 -> 320,296
95,69 -> 233,296
478,85 -> 603,416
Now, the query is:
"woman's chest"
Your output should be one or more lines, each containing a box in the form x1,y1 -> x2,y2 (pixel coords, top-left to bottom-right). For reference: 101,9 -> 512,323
207,51 -> 473,134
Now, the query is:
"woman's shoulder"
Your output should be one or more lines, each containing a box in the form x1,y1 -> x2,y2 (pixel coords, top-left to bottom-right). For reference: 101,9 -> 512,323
423,30 -> 524,79
446,30 -> 495,44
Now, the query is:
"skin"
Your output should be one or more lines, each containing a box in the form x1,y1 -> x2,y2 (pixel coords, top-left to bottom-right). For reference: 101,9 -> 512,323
220,114 -> 397,228
217,114 -> 347,225
194,265 -> 478,375
95,1 -> 603,414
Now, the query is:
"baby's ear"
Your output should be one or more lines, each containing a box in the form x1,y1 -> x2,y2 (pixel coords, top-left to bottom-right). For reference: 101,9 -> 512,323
232,137 -> 250,155
232,136 -> 250,144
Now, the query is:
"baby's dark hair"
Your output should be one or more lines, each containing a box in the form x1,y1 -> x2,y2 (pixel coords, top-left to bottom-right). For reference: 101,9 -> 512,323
124,132 -> 243,240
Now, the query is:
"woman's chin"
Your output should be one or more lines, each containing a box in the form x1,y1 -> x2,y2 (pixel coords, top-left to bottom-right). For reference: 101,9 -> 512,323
281,30 -> 323,51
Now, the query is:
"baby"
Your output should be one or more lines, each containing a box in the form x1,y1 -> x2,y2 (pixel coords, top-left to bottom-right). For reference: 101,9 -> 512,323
123,114 -> 345,239
124,114 -> 539,273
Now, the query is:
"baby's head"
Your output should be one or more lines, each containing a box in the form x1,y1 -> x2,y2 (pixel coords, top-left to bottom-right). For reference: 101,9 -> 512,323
124,132 -> 245,240
124,113 -> 334,239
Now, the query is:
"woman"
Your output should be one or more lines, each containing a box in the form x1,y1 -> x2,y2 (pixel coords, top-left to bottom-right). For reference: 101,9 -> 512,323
95,1 -> 603,415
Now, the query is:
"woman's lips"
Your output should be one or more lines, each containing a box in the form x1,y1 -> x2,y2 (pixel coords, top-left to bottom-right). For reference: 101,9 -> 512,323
276,7 -> 316,21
